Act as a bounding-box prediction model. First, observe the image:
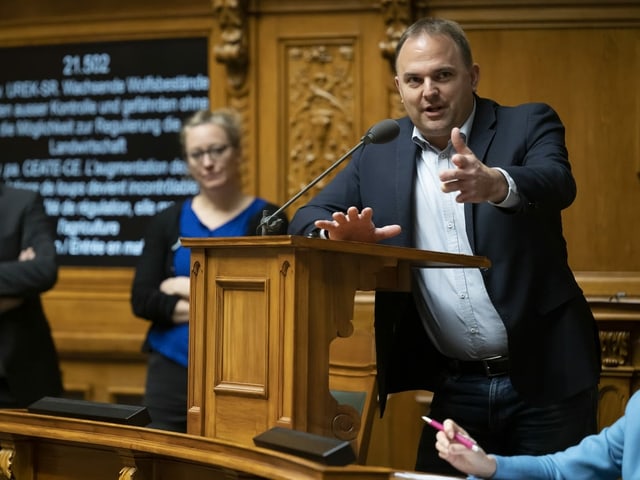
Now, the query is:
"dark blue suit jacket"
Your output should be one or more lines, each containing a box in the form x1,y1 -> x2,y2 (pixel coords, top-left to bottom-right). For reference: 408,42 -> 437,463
289,96 -> 601,411
0,185 -> 63,406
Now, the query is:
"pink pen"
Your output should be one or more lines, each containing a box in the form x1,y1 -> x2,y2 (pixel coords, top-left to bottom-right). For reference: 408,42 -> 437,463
422,416 -> 481,452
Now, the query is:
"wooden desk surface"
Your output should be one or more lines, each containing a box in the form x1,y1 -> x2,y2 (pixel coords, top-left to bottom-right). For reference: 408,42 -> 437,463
0,409 -> 396,480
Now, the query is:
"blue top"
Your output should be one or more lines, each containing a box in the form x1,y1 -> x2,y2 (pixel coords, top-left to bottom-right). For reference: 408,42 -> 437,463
469,390 -> 640,479
146,197 -> 269,367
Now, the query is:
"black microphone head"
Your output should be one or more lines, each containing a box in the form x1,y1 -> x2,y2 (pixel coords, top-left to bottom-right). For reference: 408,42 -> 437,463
361,119 -> 400,145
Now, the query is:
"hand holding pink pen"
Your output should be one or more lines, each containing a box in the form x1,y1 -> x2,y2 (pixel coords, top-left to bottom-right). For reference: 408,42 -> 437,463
422,416 -> 481,452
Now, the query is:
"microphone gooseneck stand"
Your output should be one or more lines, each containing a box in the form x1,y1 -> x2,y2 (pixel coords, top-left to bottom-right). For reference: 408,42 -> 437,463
257,118 -> 401,235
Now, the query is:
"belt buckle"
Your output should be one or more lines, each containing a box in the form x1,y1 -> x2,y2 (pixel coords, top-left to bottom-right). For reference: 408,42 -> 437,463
482,355 -> 506,377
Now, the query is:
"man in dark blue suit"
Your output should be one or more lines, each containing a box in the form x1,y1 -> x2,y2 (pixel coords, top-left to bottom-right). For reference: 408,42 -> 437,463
288,18 -> 601,475
0,183 -> 63,407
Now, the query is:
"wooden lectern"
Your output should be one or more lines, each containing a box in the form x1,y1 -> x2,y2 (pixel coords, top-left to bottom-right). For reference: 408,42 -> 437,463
182,235 -> 490,455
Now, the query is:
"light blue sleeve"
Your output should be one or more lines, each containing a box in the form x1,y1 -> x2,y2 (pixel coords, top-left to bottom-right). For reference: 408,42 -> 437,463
489,418 -> 624,480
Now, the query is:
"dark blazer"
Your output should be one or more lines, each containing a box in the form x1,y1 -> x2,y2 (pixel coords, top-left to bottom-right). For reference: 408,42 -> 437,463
131,199 -> 288,336
289,96 -> 601,412
0,185 -> 63,406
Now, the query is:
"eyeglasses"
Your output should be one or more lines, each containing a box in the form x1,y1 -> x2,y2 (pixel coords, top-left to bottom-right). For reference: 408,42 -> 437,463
187,144 -> 231,163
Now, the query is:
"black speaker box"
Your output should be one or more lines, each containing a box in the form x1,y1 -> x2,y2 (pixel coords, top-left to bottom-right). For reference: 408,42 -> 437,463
28,396 -> 152,427
253,427 -> 356,466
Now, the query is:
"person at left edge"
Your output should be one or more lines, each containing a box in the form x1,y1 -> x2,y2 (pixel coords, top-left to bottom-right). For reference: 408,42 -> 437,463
0,183 -> 63,408
130,108 -> 288,432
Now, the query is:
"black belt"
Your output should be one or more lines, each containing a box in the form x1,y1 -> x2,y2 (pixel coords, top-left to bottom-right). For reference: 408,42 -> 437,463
447,355 -> 510,377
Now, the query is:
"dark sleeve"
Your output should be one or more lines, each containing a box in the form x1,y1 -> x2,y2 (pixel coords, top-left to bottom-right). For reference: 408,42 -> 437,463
0,190 -> 57,296
498,102 -> 576,212
130,207 -> 180,326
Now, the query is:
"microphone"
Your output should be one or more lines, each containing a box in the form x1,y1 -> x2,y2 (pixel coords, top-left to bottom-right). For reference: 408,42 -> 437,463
361,118 -> 402,145
258,118 -> 400,235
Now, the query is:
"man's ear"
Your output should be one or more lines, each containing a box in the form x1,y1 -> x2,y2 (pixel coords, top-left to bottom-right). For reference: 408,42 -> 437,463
470,64 -> 480,92
394,76 -> 404,102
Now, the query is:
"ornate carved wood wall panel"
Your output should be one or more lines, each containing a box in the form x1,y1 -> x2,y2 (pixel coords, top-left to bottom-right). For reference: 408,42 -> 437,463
592,299 -> 640,430
252,1 -> 394,211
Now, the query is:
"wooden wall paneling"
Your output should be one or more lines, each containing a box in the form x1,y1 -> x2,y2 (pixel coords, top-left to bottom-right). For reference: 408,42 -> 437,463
253,3 -> 392,211
41,268 -> 149,403
0,6 -> 216,47
577,272 -> 640,299
43,269 -> 142,353
637,35 -> 640,178
457,27 -> 640,274
60,359 -> 149,404
417,0 -> 640,29
0,0 -> 211,25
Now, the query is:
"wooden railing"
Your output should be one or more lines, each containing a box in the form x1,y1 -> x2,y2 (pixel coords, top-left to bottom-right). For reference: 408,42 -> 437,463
0,409 -> 398,480
591,296 -> 640,429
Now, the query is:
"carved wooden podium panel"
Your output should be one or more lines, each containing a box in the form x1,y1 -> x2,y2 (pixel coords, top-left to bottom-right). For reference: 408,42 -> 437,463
182,235 -> 490,451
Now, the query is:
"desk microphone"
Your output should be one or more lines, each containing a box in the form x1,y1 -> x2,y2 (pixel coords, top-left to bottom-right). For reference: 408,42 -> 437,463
258,118 -> 400,235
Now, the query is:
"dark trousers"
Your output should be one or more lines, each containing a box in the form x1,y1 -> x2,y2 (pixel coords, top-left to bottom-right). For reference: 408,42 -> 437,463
415,373 -> 598,477
144,352 -> 188,433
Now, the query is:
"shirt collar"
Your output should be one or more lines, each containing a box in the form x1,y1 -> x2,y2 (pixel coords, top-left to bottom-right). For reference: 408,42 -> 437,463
411,99 -> 476,152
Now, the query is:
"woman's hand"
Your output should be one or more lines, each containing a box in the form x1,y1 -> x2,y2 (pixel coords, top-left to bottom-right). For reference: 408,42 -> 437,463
160,276 -> 190,324
160,276 -> 190,299
435,419 -> 497,479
